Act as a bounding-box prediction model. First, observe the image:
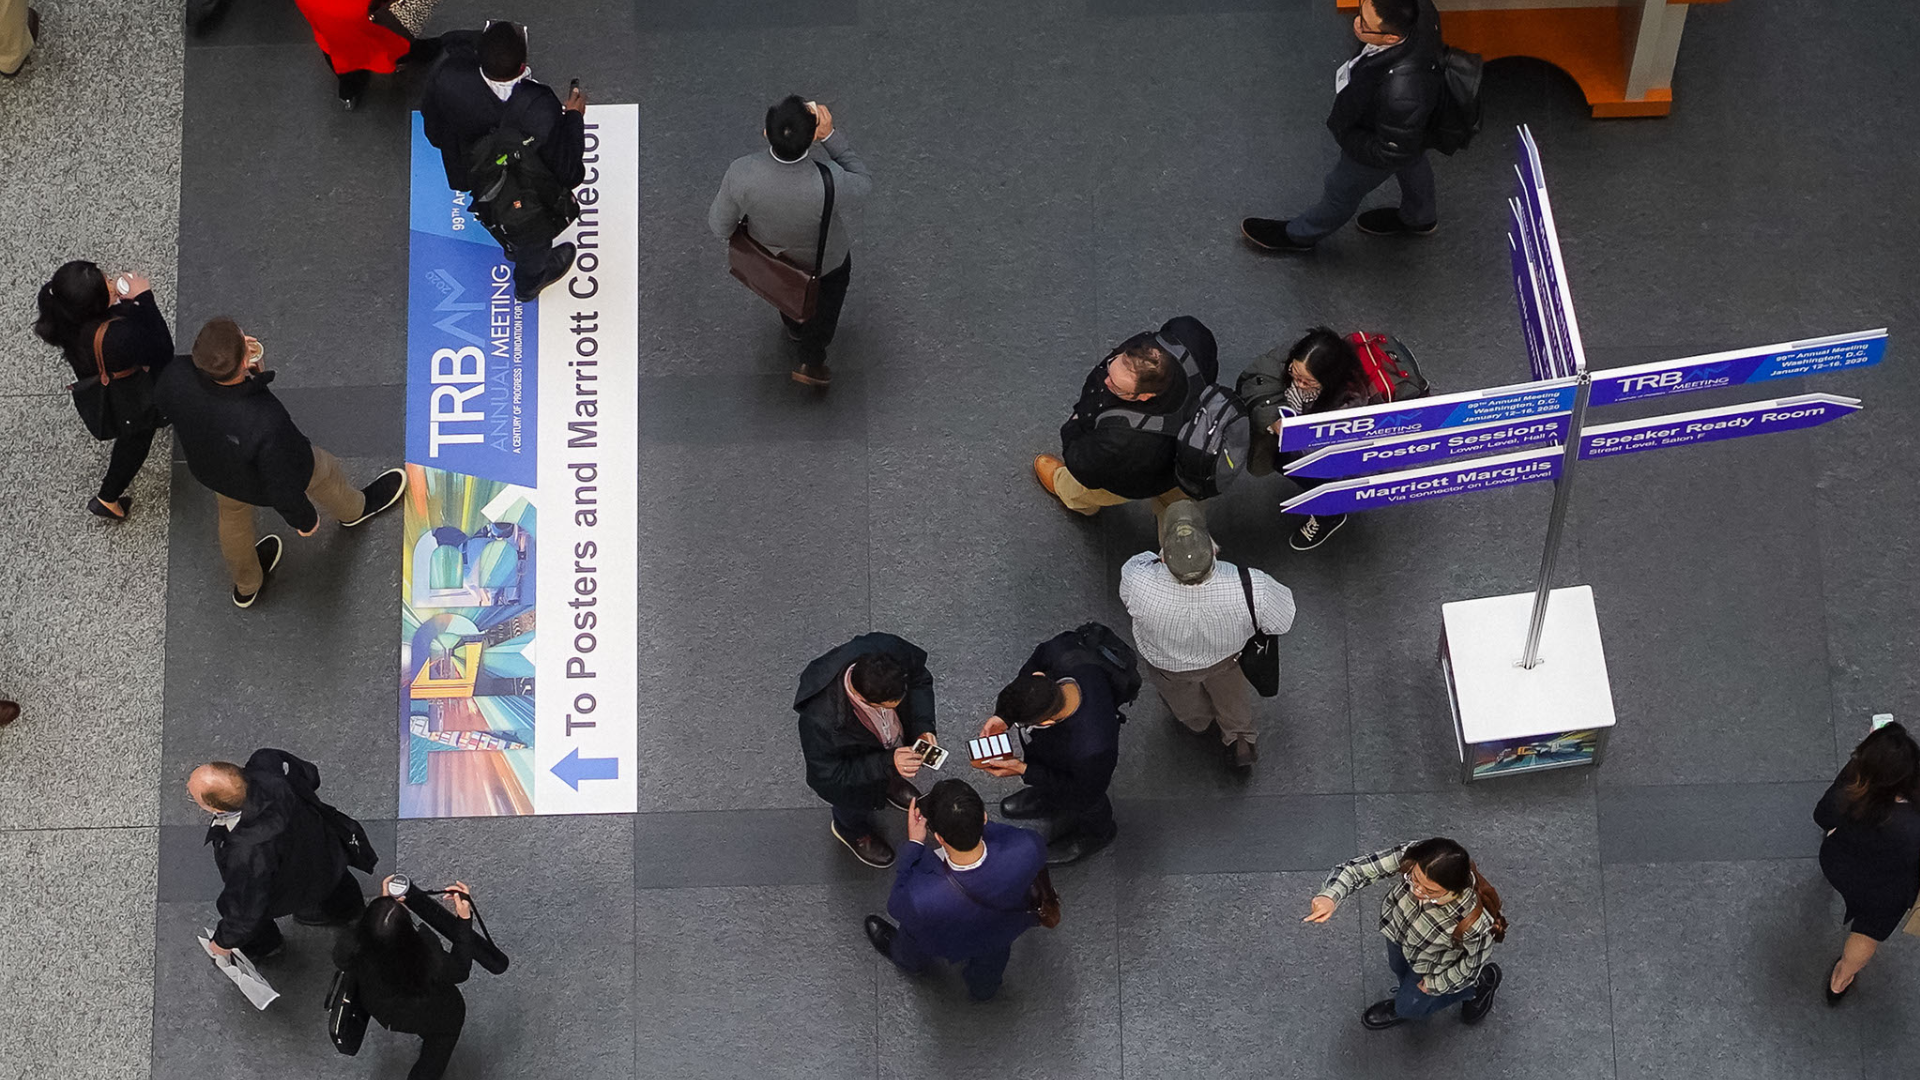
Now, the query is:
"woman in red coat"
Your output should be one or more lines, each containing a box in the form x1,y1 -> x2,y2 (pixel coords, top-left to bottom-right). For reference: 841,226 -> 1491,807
294,0 -> 423,110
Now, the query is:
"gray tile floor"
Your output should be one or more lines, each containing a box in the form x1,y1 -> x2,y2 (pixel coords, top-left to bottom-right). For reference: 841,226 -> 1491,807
3,0 -> 1918,1077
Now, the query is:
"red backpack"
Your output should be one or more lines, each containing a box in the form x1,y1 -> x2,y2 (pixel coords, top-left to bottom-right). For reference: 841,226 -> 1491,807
1347,332 -> 1432,404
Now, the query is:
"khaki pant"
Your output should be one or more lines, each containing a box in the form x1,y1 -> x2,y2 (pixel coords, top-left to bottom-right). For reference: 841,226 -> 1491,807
217,447 -> 363,593
1050,462 -> 1187,517
0,0 -> 31,73
1146,655 -> 1256,745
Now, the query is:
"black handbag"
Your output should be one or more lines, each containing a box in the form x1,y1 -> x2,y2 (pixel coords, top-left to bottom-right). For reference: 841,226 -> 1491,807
1236,565 -> 1281,698
69,318 -> 161,441
323,969 -> 370,1056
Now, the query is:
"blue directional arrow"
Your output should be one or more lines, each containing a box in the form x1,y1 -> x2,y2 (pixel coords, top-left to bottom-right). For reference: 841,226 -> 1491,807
550,748 -> 619,791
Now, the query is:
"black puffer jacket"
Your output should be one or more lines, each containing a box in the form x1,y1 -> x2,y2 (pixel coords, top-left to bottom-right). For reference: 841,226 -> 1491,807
1325,1 -> 1443,170
1059,316 -> 1219,500
794,633 -> 936,809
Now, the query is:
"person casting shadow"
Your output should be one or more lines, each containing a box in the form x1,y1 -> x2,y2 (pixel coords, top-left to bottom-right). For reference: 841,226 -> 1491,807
1817,722 -> 1920,1003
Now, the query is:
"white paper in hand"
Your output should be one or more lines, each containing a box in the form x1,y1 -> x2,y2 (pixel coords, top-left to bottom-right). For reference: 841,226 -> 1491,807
198,929 -> 280,1010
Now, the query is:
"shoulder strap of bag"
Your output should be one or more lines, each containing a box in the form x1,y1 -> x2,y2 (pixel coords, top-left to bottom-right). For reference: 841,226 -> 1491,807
812,161 -> 835,278
91,318 -> 119,384
942,865 -> 1030,916
1237,564 -> 1261,634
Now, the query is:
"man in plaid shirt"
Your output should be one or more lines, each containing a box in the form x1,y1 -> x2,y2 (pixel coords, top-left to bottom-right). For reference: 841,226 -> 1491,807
1305,838 -> 1507,1028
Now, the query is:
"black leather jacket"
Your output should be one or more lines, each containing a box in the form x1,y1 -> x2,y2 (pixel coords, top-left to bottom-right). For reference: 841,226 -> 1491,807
1324,2 -> 1443,170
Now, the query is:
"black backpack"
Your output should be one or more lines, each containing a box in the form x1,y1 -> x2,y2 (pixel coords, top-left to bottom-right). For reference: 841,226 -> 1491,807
1029,623 -> 1142,713
1428,46 -> 1485,155
1097,334 -> 1253,500
466,92 -> 579,253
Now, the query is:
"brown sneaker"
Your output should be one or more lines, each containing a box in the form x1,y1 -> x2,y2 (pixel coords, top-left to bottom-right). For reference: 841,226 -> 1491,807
1033,455 -> 1064,496
790,363 -> 831,387
830,821 -> 895,868
1230,739 -> 1258,768
0,700 -> 18,726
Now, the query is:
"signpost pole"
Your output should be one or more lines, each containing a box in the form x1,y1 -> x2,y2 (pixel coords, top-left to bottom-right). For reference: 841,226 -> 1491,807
1520,371 -> 1590,668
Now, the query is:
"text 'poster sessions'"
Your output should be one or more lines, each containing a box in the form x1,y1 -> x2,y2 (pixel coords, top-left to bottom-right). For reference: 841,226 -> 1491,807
400,105 -> 638,817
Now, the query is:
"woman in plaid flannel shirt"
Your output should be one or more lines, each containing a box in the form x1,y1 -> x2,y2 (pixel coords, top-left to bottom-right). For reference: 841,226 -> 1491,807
1305,837 -> 1509,1028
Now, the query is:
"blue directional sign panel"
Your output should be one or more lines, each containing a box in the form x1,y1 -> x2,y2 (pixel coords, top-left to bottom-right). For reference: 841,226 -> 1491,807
1587,330 -> 1887,407
1509,126 -> 1586,380
1285,412 -> 1572,479
1281,448 -> 1560,517
1580,394 -> 1861,459
1277,378 -> 1576,453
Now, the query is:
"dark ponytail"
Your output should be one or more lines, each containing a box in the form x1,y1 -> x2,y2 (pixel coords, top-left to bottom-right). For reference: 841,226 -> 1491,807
1402,837 -> 1508,944
33,260 -> 109,364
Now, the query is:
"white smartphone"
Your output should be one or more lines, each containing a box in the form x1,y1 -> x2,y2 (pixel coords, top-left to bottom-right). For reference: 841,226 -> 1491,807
911,736 -> 948,771
969,732 -> 1014,761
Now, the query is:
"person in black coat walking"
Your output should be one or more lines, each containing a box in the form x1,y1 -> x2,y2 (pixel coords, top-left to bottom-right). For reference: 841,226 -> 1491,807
32,260 -> 175,521
974,630 -> 1126,866
795,632 -> 938,869
154,317 -> 406,608
1816,722 -> 1920,1003
1242,0 -> 1443,251
419,22 -> 588,302
1033,315 -> 1217,517
333,881 -> 479,1080
189,748 -> 368,958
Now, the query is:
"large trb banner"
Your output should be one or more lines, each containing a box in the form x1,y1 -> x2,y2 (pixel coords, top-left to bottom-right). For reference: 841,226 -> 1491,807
399,105 -> 638,817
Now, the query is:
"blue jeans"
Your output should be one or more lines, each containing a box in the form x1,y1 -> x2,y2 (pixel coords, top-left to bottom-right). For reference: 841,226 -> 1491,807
890,927 -> 1013,1001
1386,942 -> 1480,1018
1287,151 -> 1436,243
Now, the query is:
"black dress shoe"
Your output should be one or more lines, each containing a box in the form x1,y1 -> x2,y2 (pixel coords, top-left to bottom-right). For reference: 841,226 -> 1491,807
1361,999 -> 1405,1029
1356,208 -> 1437,237
1000,787 -> 1047,819
864,915 -> 896,959
831,821 -> 895,868
886,776 -> 918,812
1461,962 -> 1502,1024
1046,827 -> 1116,867
1241,217 -> 1316,253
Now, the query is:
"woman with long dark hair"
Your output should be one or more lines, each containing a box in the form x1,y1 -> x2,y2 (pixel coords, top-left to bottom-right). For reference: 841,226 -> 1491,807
1305,837 -> 1509,1028
1253,327 -> 1370,551
1816,722 -> 1920,1002
332,879 -> 478,1080
32,259 -> 173,520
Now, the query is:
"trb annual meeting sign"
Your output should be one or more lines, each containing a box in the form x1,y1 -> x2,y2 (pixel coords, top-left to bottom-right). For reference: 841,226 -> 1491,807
398,105 -> 638,817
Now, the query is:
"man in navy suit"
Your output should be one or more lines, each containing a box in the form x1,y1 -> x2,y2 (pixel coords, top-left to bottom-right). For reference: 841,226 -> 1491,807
864,779 -> 1050,1002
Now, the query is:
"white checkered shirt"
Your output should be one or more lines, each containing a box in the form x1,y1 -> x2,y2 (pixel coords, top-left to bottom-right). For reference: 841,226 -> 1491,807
1119,551 -> 1296,673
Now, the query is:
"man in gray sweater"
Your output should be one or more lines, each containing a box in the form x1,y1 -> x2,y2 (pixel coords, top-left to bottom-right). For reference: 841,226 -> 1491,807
708,95 -> 872,387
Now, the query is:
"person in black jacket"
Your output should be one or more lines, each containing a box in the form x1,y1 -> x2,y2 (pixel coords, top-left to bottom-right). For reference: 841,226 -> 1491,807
154,317 -> 406,608
189,748 -> 367,959
794,633 -> 938,869
1816,722 -> 1920,1003
334,882 -> 478,1080
1034,315 -> 1217,517
1242,0 -> 1442,251
32,260 -> 175,521
420,21 -> 587,302
974,631 -> 1125,866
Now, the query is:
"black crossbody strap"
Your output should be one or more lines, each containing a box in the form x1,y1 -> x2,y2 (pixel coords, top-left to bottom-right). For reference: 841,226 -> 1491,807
943,868 -> 1028,916
812,161 -> 835,277
1237,564 -> 1261,634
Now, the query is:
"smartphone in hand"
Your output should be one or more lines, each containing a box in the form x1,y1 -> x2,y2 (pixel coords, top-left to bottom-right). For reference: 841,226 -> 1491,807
911,736 -> 948,771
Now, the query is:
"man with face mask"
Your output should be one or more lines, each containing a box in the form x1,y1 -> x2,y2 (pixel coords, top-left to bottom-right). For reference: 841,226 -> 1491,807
189,749 -> 370,959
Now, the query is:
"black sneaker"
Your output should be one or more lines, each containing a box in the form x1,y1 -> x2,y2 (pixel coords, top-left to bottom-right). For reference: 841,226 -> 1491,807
1241,217 -> 1316,253
1461,962 -> 1502,1024
342,468 -> 407,527
233,535 -> 283,608
1361,999 -> 1404,1029
1290,513 -> 1347,551
1356,208 -> 1438,237
514,242 -> 578,303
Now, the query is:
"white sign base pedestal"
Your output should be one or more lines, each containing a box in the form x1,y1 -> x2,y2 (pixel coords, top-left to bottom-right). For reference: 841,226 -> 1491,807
1439,585 -> 1617,782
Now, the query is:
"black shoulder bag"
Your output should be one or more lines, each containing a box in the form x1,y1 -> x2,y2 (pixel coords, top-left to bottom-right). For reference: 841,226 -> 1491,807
1237,565 -> 1281,698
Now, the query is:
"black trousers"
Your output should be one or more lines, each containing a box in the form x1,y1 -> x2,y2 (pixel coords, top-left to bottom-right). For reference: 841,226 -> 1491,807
508,237 -> 562,298
410,1029 -> 461,1080
99,426 -> 156,502
782,256 -> 853,368
1040,792 -> 1116,845
229,868 -> 366,955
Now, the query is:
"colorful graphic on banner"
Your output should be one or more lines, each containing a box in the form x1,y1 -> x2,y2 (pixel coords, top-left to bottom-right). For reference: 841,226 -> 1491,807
400,105 -> 639,818
1469,729 -> 1600,779
1285,412 -> 1572,479
1281,447 -> 1561,516
1580,394 -> 1861,459
1586,330 -> 1887,407
1276,378 -> 1576,453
